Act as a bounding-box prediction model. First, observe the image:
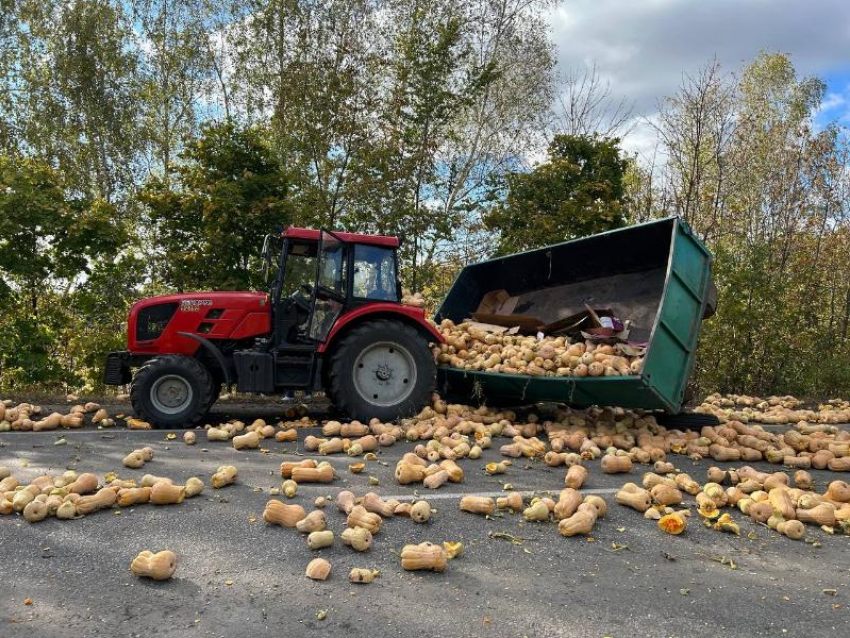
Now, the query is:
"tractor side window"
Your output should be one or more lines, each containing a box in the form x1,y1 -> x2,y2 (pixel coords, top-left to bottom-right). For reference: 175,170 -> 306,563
353,245 -> 398,301
317,235 -> 347,297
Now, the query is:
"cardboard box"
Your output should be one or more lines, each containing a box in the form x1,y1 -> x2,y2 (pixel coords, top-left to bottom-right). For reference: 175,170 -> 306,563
476,289 -> 518,316
471,313 -> 544,333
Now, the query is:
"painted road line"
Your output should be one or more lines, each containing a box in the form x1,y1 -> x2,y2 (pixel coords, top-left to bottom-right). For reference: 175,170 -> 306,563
378,487 -> 621,501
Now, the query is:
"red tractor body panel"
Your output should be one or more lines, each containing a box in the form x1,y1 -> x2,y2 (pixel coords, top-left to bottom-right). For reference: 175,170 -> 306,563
317,303 -> 444,353
128,291 -> 271,354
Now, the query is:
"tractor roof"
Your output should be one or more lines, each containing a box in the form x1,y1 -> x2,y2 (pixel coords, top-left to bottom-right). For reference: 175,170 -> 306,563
282,227 -> 400,248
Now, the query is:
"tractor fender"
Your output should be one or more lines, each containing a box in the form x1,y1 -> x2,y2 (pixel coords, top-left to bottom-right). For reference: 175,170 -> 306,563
317,304 -> 444,355
177,332 -> 233,385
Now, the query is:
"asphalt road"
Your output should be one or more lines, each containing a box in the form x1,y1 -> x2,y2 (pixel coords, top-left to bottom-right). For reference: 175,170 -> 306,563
1,402 -> 849,638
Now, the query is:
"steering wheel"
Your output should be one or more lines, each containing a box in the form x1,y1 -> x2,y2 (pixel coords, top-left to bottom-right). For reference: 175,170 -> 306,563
300,283 -> 314,296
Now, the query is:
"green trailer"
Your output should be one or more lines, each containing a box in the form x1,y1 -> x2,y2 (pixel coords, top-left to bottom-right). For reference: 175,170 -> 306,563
435,217 -> 715,413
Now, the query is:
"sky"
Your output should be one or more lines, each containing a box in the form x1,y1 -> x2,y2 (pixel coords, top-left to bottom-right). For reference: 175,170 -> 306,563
549,0 -> 850,157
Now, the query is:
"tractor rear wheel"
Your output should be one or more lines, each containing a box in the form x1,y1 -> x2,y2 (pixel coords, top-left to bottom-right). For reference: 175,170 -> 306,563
329,319 -> 435,422
130,355 -> 214,428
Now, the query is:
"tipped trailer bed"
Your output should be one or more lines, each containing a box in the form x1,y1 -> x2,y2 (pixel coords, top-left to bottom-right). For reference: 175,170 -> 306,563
435,217 -> 715,413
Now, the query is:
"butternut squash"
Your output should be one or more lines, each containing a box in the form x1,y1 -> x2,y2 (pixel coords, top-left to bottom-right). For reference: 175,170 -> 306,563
349,568 -> 377,584
280,459 -> 316,478
307,530 -> 334,550
400,542 -> 447,572
496,492 -> 524,513
347,505 -> 383,534
554,488 -> 582,520
341,526 -> 373,551
67,473 -> 99,495
296,510 -> 327,533
768,488 -> 795,520
263,499 -> 306,527
211,465 -> 237,488
305,558 -> 331,580
56,501 -> 76,519
459,495 -> 495,516
558,502 -> 598,536
583,494 -> 607,518
117,487 -> 151,507
565,465 -> 588,489
424,470 -> 449,490
281,479 -> 298,498
777,519 -> 805,540
410,500 -> 431,523
674,473 -> 700,495
23,499 -> 48,522
601,454 -> 632,474
395,462 -> 426,485
336,490 -> 355,514
523,500 -> 550,522
131,550 -> 177,580
141,474 -> 173,487
291,465 -> 335,483
275,428 -> 298,442
184,477 -> 204,498
232,431 -> 260,450
747,501 -> 773,523
615,483 -> 652,512
826,481 -> 850,503
150,481 -> 185,505
75,487 -> 117,515
657,511 -> 687,535
650,484 -> 683,507
796,503 -> 836,527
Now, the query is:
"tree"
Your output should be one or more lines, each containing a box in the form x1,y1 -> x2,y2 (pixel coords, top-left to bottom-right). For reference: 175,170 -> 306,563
0,154 -> 128,387
7,0 -> 142,201
484,134 -> 628,254
141,122 -> 291,291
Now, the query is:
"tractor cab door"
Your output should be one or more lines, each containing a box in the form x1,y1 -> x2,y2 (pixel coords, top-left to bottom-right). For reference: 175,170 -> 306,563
309,230 -> 348,343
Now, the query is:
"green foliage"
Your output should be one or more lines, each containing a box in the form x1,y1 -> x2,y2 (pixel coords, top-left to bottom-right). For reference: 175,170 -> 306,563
0,154 -> 130,390
647,52 -> 850,399
485,134 -> 628,254
141,122 -> 291,291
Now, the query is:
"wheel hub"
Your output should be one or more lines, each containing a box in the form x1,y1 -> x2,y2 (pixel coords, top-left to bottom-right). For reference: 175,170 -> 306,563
150,374 -> 193,415
352,341 -> 417,407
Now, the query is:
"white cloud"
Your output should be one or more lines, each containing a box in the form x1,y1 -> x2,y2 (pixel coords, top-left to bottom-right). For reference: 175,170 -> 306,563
549,0 -> 850,132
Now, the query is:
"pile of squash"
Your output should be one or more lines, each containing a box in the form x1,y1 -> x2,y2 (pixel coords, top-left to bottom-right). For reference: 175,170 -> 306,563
434,319 -> 643,377
299,419 -> 404,456
0,466 -> 211,521
696,393 -> 850,425
458,490 -> 607,537
614,465 -> 850,539
205,417 -> 314,445
394,397 -> 850,475
0,399 -> 114,431
261,486 -> 436,579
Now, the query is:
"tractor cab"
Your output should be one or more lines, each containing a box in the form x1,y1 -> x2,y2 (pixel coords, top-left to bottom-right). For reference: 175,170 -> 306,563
269,228 -> 401,349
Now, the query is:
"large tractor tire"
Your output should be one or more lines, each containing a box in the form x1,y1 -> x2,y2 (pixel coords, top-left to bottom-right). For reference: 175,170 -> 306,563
329,319 -> 435,422
130,355 -> 214,428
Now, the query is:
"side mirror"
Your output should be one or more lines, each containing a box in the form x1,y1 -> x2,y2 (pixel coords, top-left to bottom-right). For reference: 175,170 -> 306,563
261,234 -> 273,282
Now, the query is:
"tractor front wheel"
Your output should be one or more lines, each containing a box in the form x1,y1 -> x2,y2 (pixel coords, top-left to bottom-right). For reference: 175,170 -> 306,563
130,355 -> 214,428
329,319 -> 435,422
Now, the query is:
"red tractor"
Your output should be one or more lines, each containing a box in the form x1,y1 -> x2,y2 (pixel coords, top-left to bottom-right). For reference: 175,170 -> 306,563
104,228 -> 443,428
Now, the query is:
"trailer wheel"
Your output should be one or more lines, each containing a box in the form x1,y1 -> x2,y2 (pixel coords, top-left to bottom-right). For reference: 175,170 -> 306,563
329,319 -> 435,422
130,355 -> 214,428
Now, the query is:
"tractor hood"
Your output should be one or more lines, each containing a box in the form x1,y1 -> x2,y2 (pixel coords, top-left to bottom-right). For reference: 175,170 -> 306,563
128,291 -> 271,353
